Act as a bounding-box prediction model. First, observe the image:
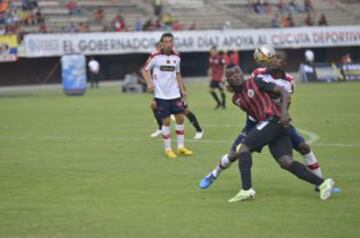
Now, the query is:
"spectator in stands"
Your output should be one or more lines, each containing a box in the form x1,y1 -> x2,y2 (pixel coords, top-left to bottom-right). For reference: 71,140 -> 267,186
288,0 -> 303,13
172,20 -> 182,31
0,0 -> 9,14
39,22 -> 47,33
304,0 -> 313,13
277,0 -> 286,13
318,13 -> 328,26
252,0 -> 264,14
280,15 -> 289,27
287,13 -> 295,27
78,22 -> 89,32
153,0 -> 163,17
135,17 -> 143,32
29,0 -> 38,9
154,17 -> 162,30
21,0 -> 31,10
142,18 -> 154,31
34,8 -> 45,24
272,13 -> 280,28
112,14 -> 125,32
304,13 -> 314,26
263,0 -> 272,14
66,23 -> 77,33
94,7 -> 104,22
66,0 -> 80,15
162,13 -> 173,31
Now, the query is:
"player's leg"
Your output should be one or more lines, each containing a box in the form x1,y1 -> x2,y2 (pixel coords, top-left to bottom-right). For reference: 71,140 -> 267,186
156,99 -> 176,159
229,119 -> 282,202
270,137 -> 335,200
172,98 -> 192,156
200,118 -> 257,189
218,84 -> 226,109
209,81 -> 221,109
150,100 -> 162,138
291,129 -> 341,192
184,108 -> 204,139
289,126 -> 323,178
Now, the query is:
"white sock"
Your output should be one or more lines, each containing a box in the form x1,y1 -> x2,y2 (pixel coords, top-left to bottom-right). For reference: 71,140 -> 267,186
303,151 -> 323,178
175,123 -> 185,148
212,154 -> 232,177
161,125 -> 171,150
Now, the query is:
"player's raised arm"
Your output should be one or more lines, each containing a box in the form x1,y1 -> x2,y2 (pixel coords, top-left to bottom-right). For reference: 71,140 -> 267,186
253,77 -> 290,127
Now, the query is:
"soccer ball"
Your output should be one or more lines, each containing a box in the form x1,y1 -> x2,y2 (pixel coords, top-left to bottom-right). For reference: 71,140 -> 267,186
253,44 -> 276,64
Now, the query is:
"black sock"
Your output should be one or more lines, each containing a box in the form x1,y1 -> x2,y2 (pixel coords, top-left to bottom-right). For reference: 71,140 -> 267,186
210,92 -> 221,105
287,161 -> 324,186
220,91 -> 226,107
152,108 -> 162,130
238,151 -> 253,190
186,111 -> 202,132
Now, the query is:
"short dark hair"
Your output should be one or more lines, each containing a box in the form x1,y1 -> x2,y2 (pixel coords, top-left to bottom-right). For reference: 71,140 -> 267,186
160,33 -> 174,42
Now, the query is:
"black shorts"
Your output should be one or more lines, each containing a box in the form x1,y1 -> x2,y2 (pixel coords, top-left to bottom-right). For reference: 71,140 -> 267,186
242,118 -> 292,159
209,80 -> 224,90
155,98 -> 185,119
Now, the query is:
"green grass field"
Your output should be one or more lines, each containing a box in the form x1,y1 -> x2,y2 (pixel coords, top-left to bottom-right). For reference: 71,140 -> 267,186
1,80 -> 360,238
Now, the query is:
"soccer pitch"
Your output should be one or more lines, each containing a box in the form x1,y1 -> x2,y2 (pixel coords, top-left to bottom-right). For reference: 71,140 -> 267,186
1,80 -> 359,238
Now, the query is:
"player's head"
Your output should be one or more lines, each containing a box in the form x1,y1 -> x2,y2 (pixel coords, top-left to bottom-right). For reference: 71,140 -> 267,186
160,32 -> 174,53
253,44 -> 277,66
225,64 -> 245,88
210,46 -> 217,56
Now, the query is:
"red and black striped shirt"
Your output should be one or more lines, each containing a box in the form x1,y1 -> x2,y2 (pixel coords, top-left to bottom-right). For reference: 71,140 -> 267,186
232,77 -> 282,122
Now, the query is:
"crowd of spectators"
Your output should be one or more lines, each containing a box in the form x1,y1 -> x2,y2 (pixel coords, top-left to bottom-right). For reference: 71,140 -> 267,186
0,0 -> 353,36
0,0 -> 47,37
251,0 -> 330,28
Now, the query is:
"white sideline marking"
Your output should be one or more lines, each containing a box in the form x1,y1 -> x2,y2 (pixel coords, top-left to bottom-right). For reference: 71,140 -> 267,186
297,129 -> 320,144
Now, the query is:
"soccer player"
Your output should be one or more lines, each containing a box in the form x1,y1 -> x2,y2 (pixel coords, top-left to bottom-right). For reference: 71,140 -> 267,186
211,64 -> 335,202
208,46 -> 226,109
143,42 -> 204,140
200,44 -> 340,193
143,33 -> 193,159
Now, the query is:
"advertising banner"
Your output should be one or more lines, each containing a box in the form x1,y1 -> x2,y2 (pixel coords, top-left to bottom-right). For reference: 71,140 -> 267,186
0,35 -> 18,62
24,25 -> 360,57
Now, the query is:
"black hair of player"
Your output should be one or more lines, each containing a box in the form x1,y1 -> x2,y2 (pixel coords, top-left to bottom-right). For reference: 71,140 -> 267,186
160,33 -> 174,42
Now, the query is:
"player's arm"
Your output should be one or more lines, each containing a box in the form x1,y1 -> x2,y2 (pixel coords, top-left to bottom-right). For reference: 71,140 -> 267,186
143,56 -> 155,92
176,73 -> 186,97
254,77 -> 290,126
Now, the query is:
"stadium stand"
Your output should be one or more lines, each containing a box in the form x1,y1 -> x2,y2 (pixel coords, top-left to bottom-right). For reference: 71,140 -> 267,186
0,0 -> 359,35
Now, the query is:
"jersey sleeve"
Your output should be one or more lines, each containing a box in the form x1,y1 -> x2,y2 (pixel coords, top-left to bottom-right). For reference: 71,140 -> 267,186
254,77 -> 277,93
144,55 -> 156,71
176,57 -> 181,73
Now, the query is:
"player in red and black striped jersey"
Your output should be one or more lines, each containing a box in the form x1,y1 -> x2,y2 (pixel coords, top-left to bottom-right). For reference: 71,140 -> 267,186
202,64 -> 335,202
201,47 -> 341,193
208,46 -> 226,109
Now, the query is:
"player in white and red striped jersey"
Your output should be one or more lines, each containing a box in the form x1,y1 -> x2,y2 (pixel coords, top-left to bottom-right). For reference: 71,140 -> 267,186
143,42 -> 204,140
143,33 -> 192,159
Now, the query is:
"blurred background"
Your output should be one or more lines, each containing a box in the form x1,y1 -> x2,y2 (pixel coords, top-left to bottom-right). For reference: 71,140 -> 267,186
0,0 -> 359,86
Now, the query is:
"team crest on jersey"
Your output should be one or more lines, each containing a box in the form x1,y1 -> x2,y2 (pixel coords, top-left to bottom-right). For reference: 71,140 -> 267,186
167,60 -> 170,64
173,60 -> 176,63
247,89 -> 255,98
